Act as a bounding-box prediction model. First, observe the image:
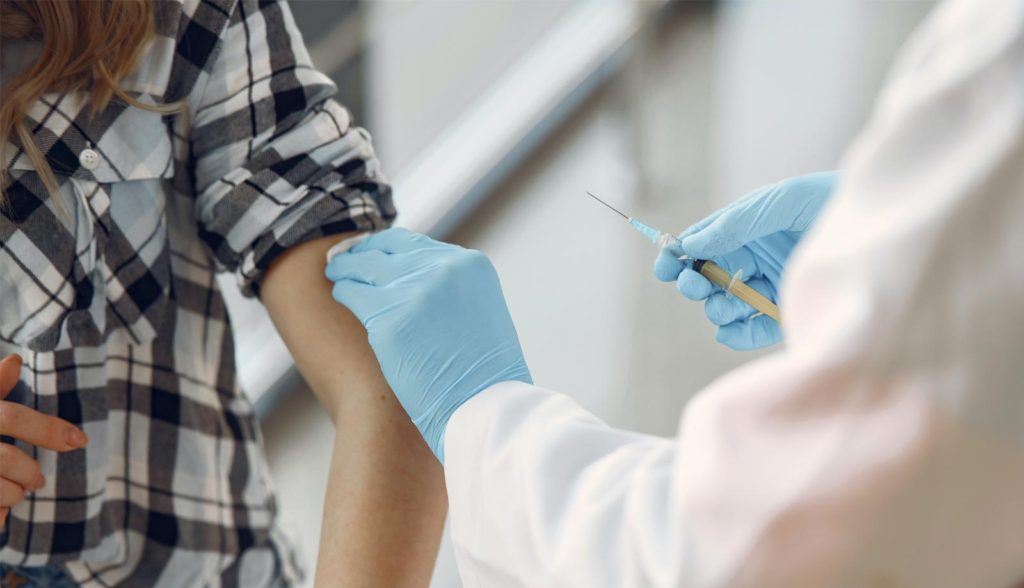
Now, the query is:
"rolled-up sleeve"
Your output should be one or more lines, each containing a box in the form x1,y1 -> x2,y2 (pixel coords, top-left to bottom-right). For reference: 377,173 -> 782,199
189,0 -> 394,296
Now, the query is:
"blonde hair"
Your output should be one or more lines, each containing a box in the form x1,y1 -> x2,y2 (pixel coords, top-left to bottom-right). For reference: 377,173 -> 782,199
0,0 -> 174,199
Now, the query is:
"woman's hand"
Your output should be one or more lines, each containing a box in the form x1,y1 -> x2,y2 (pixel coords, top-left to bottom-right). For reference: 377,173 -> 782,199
0,354 -> 89,528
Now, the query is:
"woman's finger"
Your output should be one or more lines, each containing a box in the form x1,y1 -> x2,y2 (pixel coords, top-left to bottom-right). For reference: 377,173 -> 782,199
0,444 -> 45,490
0,402 -> 88,452
0,506 -> 8,529
0,477 -> 26,507
0,355 -> 22,400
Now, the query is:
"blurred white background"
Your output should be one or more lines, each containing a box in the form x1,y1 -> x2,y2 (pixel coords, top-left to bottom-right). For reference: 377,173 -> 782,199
236,1 -> 938,586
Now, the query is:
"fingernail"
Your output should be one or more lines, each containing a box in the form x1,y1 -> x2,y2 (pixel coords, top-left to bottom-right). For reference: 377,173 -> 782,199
66,428 -> 88,448
35,474 -> 46,489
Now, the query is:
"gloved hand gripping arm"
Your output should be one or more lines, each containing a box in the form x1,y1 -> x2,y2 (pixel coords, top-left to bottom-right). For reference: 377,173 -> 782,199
325,228 -> 531,462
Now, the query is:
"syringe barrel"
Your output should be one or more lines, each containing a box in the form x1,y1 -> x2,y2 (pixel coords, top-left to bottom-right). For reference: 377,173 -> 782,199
694,259 -> 781,323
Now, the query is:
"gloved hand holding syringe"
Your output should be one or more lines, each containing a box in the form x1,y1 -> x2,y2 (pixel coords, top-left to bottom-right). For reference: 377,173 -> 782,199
586,191 -> 781,323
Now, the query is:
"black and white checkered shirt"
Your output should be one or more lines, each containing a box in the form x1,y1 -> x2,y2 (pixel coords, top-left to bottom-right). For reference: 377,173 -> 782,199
0,0 -> 394,585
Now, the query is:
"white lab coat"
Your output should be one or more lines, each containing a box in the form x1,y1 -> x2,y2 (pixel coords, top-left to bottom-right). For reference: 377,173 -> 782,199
443,0 -> 1024,585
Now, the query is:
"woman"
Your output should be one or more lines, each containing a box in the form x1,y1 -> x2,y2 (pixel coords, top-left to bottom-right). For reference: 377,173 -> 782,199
0,1 -> 446,586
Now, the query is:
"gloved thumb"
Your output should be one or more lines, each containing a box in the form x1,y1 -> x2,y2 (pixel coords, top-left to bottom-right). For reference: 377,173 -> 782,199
679,190 -> 788,259
678,213 -> 746,260
680,171 -> 839,259
331,280 -> 387,325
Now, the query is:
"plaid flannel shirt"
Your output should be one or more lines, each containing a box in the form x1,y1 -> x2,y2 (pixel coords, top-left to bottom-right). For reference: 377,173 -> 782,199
0,0 -> 394,585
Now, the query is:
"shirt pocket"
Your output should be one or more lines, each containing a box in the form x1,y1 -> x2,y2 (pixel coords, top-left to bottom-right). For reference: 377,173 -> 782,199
1,110 -> 175,351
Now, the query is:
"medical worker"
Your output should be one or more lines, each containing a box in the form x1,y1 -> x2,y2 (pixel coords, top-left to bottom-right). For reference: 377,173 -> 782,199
326,0 -> 1024,585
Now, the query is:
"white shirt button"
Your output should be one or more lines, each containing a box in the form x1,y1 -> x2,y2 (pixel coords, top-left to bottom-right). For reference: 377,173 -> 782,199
79,148 -> 100,170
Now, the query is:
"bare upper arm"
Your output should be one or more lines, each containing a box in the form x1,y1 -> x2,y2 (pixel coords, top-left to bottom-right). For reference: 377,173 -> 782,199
260,232 -> 385,419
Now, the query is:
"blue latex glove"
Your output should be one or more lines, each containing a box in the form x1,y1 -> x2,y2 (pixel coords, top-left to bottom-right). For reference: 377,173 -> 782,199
325,228 -> 531,463
654,171 -> 840,350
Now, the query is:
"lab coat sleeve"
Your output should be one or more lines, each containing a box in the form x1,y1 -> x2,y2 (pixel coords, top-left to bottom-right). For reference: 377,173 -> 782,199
444,0 -> 1024,586
446,383 -> 681,587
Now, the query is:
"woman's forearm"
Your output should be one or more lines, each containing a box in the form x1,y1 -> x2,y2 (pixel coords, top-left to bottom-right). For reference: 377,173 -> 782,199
261,233 -> 447,587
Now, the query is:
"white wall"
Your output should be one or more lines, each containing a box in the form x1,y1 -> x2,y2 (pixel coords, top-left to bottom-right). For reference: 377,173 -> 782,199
365,0 -> 574,172
707,0 -> 935,205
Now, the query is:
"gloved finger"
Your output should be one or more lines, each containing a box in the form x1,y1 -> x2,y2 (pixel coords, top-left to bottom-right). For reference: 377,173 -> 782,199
704,277 -> 776,325
704,291 -> 753,326
676,268 -> 714,300
716,314 -> 783,351
653,248 -> 687,282
706,247 -> 760,281
331,279 -> 390,323
325,249 -> 406,285
741,275 -> 777,303
350,227 -> 447,255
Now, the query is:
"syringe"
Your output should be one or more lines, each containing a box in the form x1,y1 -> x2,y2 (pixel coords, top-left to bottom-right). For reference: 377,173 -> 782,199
586,192 -> 781,323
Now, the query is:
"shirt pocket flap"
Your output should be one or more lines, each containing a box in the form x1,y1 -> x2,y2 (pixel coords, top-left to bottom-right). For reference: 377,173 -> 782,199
2,108 -> 175,351
6,105 -> 175,184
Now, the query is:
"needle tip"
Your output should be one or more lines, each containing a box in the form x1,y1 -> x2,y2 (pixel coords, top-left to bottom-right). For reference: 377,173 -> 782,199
585,190 -> 630,220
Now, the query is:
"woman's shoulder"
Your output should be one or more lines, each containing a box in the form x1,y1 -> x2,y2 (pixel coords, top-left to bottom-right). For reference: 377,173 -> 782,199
140,0 -> 304,104
155,0 -> 237,43
122,0 -> 239,103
